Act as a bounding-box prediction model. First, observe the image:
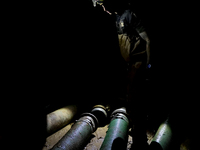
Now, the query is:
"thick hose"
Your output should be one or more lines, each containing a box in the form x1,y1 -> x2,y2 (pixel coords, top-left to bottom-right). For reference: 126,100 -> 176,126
150,118 -> 172,150
100,108 -> 129,150
51,115 -> 97,150
46,105 -> 77,136
51,104 -> 108,150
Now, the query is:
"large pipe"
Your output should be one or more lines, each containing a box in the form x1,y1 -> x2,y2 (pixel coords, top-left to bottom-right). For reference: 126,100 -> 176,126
91,105 -> 108,126
100,107 -> 129,150
47,105 -> 78,136
150,117 -> 172,150
51,105 -> 107,150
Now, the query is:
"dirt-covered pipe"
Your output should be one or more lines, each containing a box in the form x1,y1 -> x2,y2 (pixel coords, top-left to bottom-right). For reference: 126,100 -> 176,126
51,105 -> 107,150
100,107 -> 129,150
46,105 -> 78,136
150,117 -> 172,150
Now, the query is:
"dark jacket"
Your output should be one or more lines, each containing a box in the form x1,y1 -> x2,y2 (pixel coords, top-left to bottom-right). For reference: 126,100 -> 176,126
116,9 -> 146,39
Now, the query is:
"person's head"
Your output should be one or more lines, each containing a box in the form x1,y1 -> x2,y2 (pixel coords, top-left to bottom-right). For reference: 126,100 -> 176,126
94,0 -> 129,14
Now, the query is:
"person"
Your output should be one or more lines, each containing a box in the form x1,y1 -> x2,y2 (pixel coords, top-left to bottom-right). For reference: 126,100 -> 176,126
94,0 -> 151,149
94,0 -> 150,65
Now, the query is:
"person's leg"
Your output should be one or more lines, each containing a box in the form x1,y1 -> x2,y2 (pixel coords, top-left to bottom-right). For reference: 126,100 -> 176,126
127,59 -> 149,149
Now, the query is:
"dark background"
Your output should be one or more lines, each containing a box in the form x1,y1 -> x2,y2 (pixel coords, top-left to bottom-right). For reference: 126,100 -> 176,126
1,0 -> 199,149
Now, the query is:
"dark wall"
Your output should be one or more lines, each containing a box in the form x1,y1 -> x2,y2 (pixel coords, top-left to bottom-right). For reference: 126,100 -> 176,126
1,1 -> 198,149
1,1 -> 126,149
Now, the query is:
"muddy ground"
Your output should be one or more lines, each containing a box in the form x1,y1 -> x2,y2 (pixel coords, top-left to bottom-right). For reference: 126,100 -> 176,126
42,120 -> 193,150
42,123 -> 155,150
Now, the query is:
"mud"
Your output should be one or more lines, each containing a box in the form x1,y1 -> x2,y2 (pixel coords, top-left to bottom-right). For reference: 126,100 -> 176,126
42,124 -> 155,150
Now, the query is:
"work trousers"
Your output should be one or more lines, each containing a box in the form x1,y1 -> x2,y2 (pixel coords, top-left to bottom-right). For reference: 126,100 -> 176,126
118,34 -> 148,148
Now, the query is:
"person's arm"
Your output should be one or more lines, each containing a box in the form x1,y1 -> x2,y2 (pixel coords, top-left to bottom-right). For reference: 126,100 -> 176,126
130,12 -> 151,66
139,31 -> 150,66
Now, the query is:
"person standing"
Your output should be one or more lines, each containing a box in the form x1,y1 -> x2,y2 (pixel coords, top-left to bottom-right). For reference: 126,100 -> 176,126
94,0 -> 151,149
